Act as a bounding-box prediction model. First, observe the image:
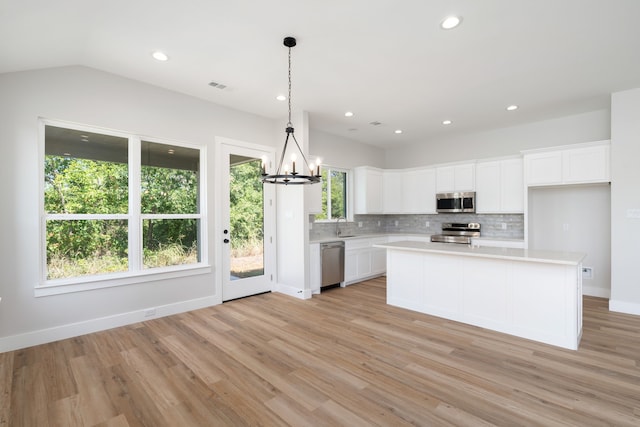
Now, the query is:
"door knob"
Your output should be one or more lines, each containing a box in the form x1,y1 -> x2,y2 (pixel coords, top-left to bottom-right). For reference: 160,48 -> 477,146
223,238 -> 230,244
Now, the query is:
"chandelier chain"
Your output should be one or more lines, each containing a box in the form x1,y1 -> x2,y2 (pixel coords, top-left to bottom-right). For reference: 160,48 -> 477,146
287,46 -> 292,127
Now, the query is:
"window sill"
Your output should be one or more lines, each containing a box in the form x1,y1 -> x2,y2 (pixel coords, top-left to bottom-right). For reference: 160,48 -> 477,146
35,264 -> 213,297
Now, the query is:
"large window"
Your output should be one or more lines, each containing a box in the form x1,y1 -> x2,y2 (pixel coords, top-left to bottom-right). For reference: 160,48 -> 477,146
43,122 -> 204,285
316,167 -> 348,220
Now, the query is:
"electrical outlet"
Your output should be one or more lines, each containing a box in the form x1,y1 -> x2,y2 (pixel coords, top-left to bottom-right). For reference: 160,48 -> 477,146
358,221 -> 363,227
377,221 -> 381,226
501,223 -> 507,230
582,267 -> 593,279
425,221 -> 430,228
563,223 -> 570,232
309,222 -> 313,230
394,220 -> 399,226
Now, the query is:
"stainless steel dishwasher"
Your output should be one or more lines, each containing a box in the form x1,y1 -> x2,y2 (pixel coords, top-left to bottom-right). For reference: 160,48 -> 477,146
320,241 -> 345,289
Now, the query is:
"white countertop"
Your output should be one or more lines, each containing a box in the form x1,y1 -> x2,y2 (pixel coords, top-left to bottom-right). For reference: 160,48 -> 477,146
374,240 -> 585,265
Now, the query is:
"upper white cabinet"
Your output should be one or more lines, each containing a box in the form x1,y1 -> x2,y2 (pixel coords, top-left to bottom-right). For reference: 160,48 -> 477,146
354,166 -> 383,214
562,143 -> 610,184
382,170 -> 403,213
524,141 -> 610,187
436,163 -> 475,192
305,182 -> 322,214
402,168 -> 437,214
476,157 -> 523,213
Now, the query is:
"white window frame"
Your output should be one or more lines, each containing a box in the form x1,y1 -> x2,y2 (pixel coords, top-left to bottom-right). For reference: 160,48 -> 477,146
37,119 -> 210,297
316,166 -> 353,222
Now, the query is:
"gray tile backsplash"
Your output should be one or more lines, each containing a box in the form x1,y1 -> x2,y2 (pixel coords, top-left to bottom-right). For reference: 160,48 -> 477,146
309,213 -> 524,241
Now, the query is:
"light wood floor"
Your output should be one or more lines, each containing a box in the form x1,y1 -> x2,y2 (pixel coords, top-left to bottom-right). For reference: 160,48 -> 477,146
2,278 -> 640,426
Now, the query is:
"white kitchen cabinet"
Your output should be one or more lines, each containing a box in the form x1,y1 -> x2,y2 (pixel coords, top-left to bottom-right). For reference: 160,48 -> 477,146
524,141 -> 610,187
344,250 -> 358,283
501,158 -> 524,212
562,143 -> 610,184
436,163 -> 475,192
309,243 -> 321,294
354,166 -> 383,214
382,170 -> 403,213
402,168 -> 437,213
476,157 -> 523,213
305,181 -> 322,214
344,236 -> 388,285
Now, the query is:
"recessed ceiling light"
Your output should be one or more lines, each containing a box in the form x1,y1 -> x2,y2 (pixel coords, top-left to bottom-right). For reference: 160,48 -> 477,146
442,120 -> 452,125
506,105 -> 519,111
441,16 -> 462,30
344,111 -> 354,117
276,94 -> 286,101
394,129 -> 403,134
152,51 -> 169,61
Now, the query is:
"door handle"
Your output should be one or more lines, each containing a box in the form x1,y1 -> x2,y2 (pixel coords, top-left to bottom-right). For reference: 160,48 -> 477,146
223,238 -> 230,244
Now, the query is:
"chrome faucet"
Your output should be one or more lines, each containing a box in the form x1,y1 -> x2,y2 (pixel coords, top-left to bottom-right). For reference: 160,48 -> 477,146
336,217 -> 346,236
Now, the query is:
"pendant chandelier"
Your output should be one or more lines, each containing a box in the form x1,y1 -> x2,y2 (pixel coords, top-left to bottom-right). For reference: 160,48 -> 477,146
262,36 -> 321,185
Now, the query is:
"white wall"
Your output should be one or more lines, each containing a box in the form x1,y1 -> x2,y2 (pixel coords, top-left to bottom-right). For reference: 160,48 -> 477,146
309,128 -> 385,169
610,88 -> 640,315
528,184 -> 611,297
384,109 -> 611,168
0,66 -> 277,351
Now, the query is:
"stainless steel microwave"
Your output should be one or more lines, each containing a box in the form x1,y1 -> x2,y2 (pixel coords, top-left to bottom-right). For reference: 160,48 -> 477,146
436,192 -> 475,213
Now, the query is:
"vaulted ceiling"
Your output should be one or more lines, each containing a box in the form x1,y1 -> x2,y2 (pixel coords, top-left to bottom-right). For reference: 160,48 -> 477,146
2,0 -> 640,147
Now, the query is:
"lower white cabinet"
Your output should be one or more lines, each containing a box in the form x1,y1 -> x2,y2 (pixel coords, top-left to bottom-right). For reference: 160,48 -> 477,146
309,243 -> 321,293
344,237 -> 388,285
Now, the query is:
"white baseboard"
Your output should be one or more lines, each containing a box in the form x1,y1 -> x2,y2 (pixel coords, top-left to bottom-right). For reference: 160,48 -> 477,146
0,296 -> 218,353
274,283 -> 312,299
609,299 -> 640,316
583,286 -> 611,299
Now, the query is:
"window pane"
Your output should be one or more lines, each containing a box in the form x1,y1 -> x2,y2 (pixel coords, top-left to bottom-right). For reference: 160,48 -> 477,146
143,219 -> 200,268
315,169 -> 329,220
330,170 -> 347,218
46,220 -> 128,279
44,126 -> 128,214
141,141 -> 199,214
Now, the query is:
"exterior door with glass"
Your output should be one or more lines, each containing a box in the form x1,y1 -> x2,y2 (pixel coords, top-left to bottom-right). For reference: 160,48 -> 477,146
221,143 -> 275,301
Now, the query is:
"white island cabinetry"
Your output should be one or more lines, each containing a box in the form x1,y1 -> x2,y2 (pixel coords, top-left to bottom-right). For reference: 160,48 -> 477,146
376,241 -> 585,350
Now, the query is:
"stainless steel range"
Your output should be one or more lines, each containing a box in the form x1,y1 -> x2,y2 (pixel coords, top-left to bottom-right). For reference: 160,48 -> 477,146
430,222 -> 480,244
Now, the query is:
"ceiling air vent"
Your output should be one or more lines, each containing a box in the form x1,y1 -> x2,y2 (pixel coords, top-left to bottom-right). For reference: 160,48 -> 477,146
208,81 -> 227,90
369,121 -> 382,126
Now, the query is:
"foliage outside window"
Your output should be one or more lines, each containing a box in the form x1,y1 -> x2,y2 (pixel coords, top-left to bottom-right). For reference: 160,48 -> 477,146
315,167 -> 348,221
229,158 -> 264,278
43,123 -> 203,282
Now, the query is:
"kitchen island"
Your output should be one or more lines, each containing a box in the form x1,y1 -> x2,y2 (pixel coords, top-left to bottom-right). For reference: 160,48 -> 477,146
374,241 -> 585,350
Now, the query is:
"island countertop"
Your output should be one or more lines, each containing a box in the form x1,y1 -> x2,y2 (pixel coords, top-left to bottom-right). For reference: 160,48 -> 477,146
374,241 -> 585,266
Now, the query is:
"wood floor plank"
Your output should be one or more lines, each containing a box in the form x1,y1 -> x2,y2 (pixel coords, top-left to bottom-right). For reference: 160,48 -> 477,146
4,278 -> 640,426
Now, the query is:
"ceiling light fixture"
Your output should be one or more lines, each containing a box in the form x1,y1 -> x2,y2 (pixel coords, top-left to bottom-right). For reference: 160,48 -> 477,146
394,129 -> 403,134
345,111 -> 354,117
506,105 -> 519,111
441,16 -> 462,30
276,94 -> 286,101
442,120 -> 452,125
152,51 -> 169,61
261,37 -> 320,185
